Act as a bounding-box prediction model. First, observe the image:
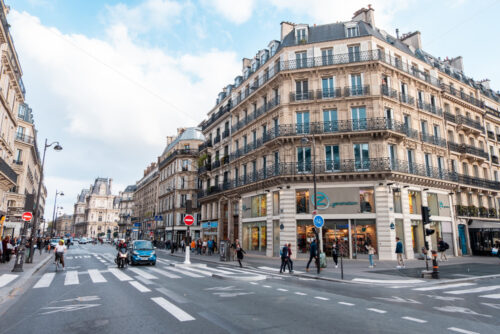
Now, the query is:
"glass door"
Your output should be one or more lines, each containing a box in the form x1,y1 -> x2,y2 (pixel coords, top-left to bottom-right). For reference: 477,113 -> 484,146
296,111 -> 310,134
351,74 -> 362,95
325,145 -> 340,171
354,143 -> 369,170
323,109 -> 338,132
297,146 -> 311,173
351,107 -> 366,130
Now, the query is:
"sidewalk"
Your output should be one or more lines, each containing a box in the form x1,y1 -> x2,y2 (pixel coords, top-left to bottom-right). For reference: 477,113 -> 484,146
0,250 -> 52,308
161,249 -> 500,285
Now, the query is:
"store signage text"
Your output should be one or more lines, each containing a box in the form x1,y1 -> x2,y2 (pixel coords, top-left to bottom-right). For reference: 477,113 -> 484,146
311,192 -> 357,210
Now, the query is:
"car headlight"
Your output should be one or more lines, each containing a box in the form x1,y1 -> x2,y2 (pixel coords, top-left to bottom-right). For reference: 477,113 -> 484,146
151,251 -> 156,256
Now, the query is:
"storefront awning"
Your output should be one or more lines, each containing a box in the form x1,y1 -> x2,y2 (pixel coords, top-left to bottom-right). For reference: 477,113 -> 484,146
469,220 -> 500,229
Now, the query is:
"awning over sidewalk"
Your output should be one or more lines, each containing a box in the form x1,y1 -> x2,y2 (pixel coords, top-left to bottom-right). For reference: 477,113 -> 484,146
469,220 -> 500,229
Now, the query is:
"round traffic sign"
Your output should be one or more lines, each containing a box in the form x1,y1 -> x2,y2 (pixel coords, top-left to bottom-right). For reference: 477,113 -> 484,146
22,212 -> 33,221
183,214 -> 194,226
313,215 -> 324,228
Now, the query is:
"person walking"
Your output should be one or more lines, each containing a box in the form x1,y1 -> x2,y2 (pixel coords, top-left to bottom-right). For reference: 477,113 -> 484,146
202,239 -> 207,255
438,238 -> 449,261
395,237 -> 405,268
279,243 -> 289,273
287,243 -> 294,273
366,243 -> 376,268
331,240 -> 339,269
207,239 -> 213,255
37,238 -> 43,255
234,239 -> 245,267
306,239 -> 318,272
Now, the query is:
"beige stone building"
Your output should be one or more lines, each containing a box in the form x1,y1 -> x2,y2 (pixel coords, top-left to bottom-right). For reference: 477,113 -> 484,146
72,178 -> 119,238
117,185 -> 136,239
133,163 -> 158,240
55,214 -> 73,237
197,7 -> 500,260
157,127 -> 204,243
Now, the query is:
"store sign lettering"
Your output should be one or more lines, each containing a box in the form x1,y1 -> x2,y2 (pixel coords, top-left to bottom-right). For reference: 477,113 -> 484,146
311,192 -> 357,209
331,201 -> 357,208
439,201 -> 450,209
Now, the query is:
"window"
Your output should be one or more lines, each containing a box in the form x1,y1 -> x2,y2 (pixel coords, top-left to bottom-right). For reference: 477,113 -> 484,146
450,159 -> 457,173
388,144 -> 397,168
295,80 -> 309,100
297,146 -> 311,172
15,149 -> 22,162
350,74 -> 362,95
424,154 -> 432,177
323,109 -> 338,132
296,111 -> 310,134
296,190 -> 310,213
393,189 -> 402,213
251,195 -> 267,217
351,106 -> 366,130
408,191 -> 422,214
462,162 -> 468,176
354,143 -> 369,170
322,77 -> 335,98
437,156 -> 445,178
296,51 -> 307,69
184,144 -> 190,150
360,188 -> 375,213
296,28 -> 307,43
274,151 -> 279,175
273,191 -> 280,216
325,145 -> 340,171
348,45 -> 360,62
494,171 -> 498,182
346,26 -> 359,38
427,193 -> 439,216
407,149 -> 415,173
321,48 -> 333,65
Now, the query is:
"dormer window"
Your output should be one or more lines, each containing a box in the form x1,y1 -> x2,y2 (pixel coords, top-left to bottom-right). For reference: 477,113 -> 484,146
296,28 -> 307,44
345,23 -> 359,38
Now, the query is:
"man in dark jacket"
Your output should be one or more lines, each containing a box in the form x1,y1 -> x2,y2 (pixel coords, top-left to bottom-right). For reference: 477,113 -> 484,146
438,238 -> 448,261
395,237 -> 404,268
306,239 -> 318,272
279,243 -> 289,273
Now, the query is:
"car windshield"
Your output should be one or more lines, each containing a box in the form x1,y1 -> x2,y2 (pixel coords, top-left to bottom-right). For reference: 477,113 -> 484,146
134,241 -> 153,250
51,239 -> 59,243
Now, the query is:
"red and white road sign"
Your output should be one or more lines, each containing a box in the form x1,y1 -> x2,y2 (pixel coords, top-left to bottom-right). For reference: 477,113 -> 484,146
22,212 -> 33,221
183,215 -> 194,226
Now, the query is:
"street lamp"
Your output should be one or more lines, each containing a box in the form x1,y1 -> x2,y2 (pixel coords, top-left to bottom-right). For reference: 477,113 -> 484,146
301,134 -> 320,274
14,139 -> 62,271
53,206 -> 64,236
50,191 -> 64,237
168,187 -> 176,254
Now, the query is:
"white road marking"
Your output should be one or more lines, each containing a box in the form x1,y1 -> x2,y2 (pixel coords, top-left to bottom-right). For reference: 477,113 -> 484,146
163,266 -> 203,278
277,288 -> 288,292
315,297 -> 329,301
402,316 -> 427,323
84,255 -> 91,258
479,294 -> 500,299
156,258 -> 171,264
367,308 -> 386,314
148,267 -> 181,279
127,267 -> 158,280
197,266 -> 234,275
33,273 -> 55,288
258,266 -> 304,274
64,271 -> 79,285
413,283 -> 476,291
66,256 -> 73,260
338,302 -> 354,306
295,292 -> 307,296
426,295 -> 464,301
262,285 -> 271,288
151,297 -> 195,322
445,285 -> 500,295
40,304 -> 100,315
108,268 -> 133,281
178,266 -> 213,276
434,306 -> 491,317
374,296 -> 421,304
218,267 -> 261,275
88,269 -> 107,283
249,282 -> 258,285
353,278 -> 424,284
0,274 -> 17,288
129,281 -> 151,293
213,292 -> 255,298
448,327 -> 479,334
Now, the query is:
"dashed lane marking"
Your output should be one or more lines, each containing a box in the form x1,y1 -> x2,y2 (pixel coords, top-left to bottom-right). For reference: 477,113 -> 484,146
445,285 -> 500,295
64,271 -> 79,285
249,282 -> 258,285
295,292 -> 307,296
367,308 -> 386,314
338,302 -> 354,306
277,288 -> 288,292
151,297 -> 195,322
129,281 -> 151,293
314,297 -> 329,301
413,283 -> 476,291
447,328 -> 479,334
262,285 -> 271,288
479,293 -> 500,299
402,316 -> 427,323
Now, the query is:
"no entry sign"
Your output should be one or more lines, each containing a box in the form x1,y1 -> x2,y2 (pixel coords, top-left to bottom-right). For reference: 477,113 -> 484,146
22,212 -> 33,221
183,215 -> 194,226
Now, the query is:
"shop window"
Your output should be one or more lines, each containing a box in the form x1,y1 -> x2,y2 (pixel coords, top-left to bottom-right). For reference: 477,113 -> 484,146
408,191 -> 422,214
359,188 -> 375,213
251,194 -> 267,217
351,219 -> 377,257
296,190 -> 310,214
427,193 -> 439,216
393,189 -> 402,213
273,191 -> 280,216
411,220 -> 424,254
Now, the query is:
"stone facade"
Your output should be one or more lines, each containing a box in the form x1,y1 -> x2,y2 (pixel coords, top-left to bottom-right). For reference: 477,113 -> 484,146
117,185 -> 136,239
133,163 -> 158,240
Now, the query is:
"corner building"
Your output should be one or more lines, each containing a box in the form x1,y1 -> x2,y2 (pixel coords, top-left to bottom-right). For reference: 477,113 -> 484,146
197,7 -> 500,260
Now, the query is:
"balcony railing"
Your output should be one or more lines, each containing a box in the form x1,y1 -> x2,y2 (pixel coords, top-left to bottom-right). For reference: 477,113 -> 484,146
0,157 -> 17,185
222,128 -> 230,139
213,135 -> 221,145
455,205 -> 498,219
12,160 -> 23,165
417,101 -> 443,116
448,142 -> 489,159
201,103 -> 231,131
444,111 -> 456,123
316,88 -> 342,99
231,97 -> 280,134
211,160 -> 221,170
158,149 -> 198,168
15,133 -> 34,144
399,93 -> 415,106
421,134 -> 447,147
290,91 -> 314,102
441,83 -> 484,108
344,85 -> 370,97
455,115 -> 484,132
456,174 -> 500,190
381,85 -> 398,99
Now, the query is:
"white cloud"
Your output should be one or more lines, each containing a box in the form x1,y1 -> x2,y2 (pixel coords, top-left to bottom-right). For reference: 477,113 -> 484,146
106,0 -> 184,33
205,0 -> 256,24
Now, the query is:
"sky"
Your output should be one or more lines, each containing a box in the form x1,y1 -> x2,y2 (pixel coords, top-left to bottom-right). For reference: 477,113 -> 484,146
5,0 -> 500,219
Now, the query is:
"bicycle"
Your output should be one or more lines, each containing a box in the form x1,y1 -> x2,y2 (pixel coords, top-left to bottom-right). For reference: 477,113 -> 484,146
54,252 -> 64,272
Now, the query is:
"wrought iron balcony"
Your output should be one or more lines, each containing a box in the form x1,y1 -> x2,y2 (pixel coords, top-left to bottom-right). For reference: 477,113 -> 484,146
455,115 -> 484,132
15,133 -> 34,144
381,85 -> 398,99
222,128 -> 230,139
455,205 -> 498,219
441,83 -> 484,108
213,135 -> 221,145
211,160 -> 221,170
456,174 -> 500,190
448,142 -> 489,159
399,93 -> 415,106
159,149 -> 198,168
12,159 -> 23,165
0,157 -> 17,185
290,91 -> 314,102
444,112 -> 456,123
201,103 -> 231,131
421,134 -> 447,147
316,88 -> 342,99
417,101 -> 443,116
344,85 -> 370,97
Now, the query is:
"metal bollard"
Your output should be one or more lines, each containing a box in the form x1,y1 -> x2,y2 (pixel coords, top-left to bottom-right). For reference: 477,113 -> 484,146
431,250 -> 439,279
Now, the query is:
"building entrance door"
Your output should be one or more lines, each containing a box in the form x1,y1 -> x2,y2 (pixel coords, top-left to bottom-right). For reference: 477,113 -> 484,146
458,224 -> 468,255
273,220 -> 280,257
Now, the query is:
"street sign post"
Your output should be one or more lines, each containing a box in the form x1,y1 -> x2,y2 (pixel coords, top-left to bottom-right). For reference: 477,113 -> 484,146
183,215 -> 194,265
313,215 -> 324,228
183,215 -> 194,226
22,212 -> 33,221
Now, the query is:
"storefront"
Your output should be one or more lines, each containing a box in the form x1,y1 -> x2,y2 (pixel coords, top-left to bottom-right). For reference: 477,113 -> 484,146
242,221 -> 266,252
202,221 -> 218,243
468,221 -> 500,256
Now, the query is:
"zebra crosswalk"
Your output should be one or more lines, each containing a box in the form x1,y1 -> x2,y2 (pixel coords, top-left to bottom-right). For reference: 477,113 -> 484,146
412,282 -> 500,299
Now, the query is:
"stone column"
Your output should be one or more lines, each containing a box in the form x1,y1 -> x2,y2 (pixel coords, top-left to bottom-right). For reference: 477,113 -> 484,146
401,187 -> 415,260
266,192 -> 273,257
279,188 -> 296,259
375,185 -> 396,260
228,199 -> 233,243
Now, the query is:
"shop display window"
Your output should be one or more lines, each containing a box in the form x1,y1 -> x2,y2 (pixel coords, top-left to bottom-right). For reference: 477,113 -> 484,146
273,191 -> 280,216
427,193 -> 439,216
251,194 -> 267,217
351,220 -> 377,256
393,189 -> 402,213
296,190 -> 310,213
359,188 -> 375,213
408,191 -> 422,214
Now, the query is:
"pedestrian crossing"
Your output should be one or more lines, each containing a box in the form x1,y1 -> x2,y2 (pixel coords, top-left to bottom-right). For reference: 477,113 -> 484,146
412,282 -> 500,299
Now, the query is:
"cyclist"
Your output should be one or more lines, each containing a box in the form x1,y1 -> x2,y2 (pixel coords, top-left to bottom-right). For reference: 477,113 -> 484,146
54,239 -> 67,270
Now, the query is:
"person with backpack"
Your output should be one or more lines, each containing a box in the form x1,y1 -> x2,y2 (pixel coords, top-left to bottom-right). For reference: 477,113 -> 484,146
287,243 -> 294,273
395,237 -> 404,268
234,239 -> 246,267
438,237 -> 449,261
306,239 -> 318,272
331,240 -> 339,269
279,243 -> 289,273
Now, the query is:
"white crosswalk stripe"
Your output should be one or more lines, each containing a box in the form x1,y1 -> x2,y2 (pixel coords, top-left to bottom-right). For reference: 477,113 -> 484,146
129,281 -> 151,293
0,274 -> 18,288
156,258 -> 171,264
479,294 -> 500,299
445,285 -> 500,295
148,267 -> 181,279
64,271 -> 79,285
258,266 -> 304,274
413,283 -> 476,291
151,297 -> 195,322
162,266 -> 204,278
177,266 -> 212,276
108,268 -> 133,281
128,267 -> 158,280
34,273 -> 55,288
88,269 -> 107,283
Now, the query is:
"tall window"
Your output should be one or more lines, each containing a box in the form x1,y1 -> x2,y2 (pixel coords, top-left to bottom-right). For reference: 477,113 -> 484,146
296,51 -> 307,69
325,145 -> 340,171
296,190 -> 310,214
15,149 -> 22,162
322,77 -> 335,98
321,48 -> 333,65
346,26 -> 359,38
354,143 -> 369,170
351,106 -> 366,130
388,144 -> 397,168
296,28 -> 307,43
424,154 -> 432,177
437,156 -> 444,178
408,191 -> 422,214
351,74 -> 362,95
407,149 -> 415,173
296,111 -> 310,134
348,45 -> 360,62
323,109 -> 338,132
295,80 -> 309,100
274,151 -> 279,175
297,146 -> 311,172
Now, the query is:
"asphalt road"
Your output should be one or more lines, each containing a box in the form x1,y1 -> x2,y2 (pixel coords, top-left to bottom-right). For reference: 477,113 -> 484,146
0,243 -> 498,334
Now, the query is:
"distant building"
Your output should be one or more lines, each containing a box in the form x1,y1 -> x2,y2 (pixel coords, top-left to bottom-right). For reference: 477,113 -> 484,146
117,185 -> 136,239
133,163 -> 158,240
55,214 -> 73,237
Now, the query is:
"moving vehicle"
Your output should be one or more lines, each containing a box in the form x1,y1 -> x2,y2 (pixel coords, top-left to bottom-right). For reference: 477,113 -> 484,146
129,240 -> 156,266
78,238 -> 88,244
49,238 -> 60,248
115,247 -> 128,268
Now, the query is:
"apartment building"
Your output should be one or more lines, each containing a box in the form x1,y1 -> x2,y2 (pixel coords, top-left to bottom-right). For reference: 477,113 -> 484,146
73,189 -> 89,236
55,214 -> 73,237
117,184 -> 136,239
133,163 -> 158,240
197,7 -> 500,260
157,127 -> 204,244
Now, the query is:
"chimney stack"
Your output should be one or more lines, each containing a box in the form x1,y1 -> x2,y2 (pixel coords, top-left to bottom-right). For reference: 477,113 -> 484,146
280,21 -> 295,41
352,5 -> 375,27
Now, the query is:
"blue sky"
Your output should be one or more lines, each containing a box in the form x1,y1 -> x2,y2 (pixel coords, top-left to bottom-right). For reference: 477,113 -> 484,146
6,0 -> 500,219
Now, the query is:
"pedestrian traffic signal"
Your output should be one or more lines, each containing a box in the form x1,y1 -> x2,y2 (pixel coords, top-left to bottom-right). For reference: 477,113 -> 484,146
421,206 -> 431,225
425,228 -> 435,236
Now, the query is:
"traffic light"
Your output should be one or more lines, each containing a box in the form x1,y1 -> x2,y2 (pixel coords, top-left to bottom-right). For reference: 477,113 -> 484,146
422,206 -> 431,225
425,228 -> 435,236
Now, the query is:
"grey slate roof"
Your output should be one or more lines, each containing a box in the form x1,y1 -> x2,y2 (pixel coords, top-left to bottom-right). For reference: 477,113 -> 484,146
77,189 -> 89,203
91,177 -> 112,195
124,185 -> 137,193
162,127 -> 204,155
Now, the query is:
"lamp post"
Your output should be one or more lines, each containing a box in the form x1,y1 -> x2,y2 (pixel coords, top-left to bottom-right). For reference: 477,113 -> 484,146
50,190 -> 64,237
169,187 -> 176,254
52,206 -> 63,236
14,139 -> 62,270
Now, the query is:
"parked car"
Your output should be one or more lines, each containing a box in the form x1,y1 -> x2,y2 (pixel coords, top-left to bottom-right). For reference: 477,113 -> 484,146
129,240 -> 156,266
50,238 -> 60,248
79,238 -> 88,244
73,238 -> 80,243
